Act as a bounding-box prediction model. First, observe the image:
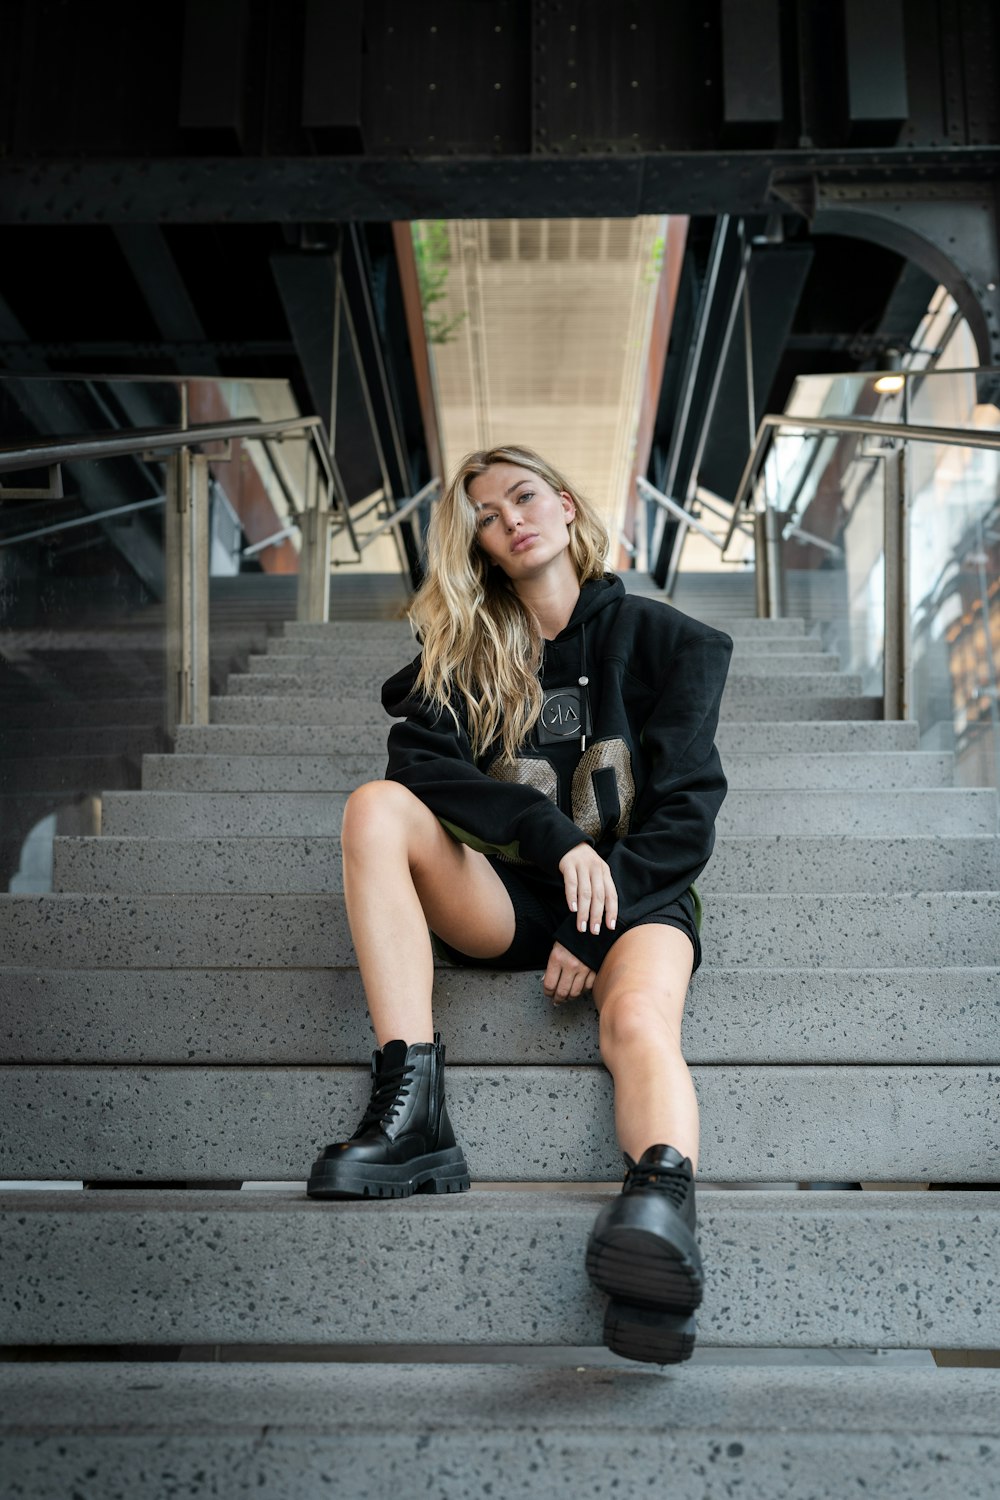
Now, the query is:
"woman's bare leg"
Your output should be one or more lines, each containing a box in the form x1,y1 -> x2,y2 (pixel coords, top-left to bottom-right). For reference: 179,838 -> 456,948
341,780 -> 517,1046
591,924 -> 699,1170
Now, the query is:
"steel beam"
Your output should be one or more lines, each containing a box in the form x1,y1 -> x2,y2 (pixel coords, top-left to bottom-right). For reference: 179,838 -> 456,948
780,179 -> 1000,368
0,151 -> 998,225
111,226 -> 217,376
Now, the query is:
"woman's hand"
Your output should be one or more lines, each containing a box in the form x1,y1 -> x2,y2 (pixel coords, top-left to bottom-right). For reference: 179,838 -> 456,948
557,842 -> 618,936
543,941 -> 597,1003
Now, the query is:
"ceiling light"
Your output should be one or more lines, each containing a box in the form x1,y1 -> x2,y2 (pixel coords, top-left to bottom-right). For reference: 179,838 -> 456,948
873,374 -> 905,393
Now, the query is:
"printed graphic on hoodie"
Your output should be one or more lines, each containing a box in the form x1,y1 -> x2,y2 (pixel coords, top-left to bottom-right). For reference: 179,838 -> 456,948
486,738 -> 635,844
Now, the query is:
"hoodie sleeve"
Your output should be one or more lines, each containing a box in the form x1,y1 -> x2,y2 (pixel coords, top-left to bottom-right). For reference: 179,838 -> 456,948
551,627 -> 733,969
382,656 -> 590,873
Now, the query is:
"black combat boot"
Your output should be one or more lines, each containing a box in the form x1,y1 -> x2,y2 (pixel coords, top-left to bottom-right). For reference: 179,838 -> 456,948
585,1144 -> 702,1364
307,1032 -> 470,1199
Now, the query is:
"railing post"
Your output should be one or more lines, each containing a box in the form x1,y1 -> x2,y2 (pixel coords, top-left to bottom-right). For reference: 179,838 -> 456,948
164,448 -> 210,730
765,505 -> 786,620
883,447 -> 908,720
297,500 -> 332,623
753,508 -> 771,619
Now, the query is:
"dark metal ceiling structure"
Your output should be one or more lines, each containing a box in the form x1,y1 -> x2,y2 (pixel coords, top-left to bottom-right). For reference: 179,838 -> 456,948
1,0 -> 998,590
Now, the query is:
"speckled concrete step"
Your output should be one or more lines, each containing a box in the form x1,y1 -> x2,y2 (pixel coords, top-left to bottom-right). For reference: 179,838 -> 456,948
228,667 -> 858,696
51,832 -> 1000,896
4,1063 -> 997,1182
99,787 -> 996,837
3,1364 -> 997,1500
265,633 -> 829,658
1,1190 -> 997,1344
139,750 -> 956,792
5,965 -> 996,1066
175,720 -> 922,755
282,616 -> 812,638
248,649 -> 843,677
7,890 -> 994,971
209,692 -> 883,724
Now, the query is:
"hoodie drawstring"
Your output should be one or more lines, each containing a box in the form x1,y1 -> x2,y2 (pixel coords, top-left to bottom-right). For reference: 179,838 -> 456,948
578,621 -> 590,752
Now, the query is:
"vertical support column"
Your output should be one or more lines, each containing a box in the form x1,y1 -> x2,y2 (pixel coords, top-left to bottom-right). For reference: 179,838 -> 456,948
164,449 -> 187,735
296,503 -> 332,623
164,448 -> 211,730
883,447 -> 908,720
189,453 -> 211,725
753,508 -> 770,619
754,506 -> 786,620
764,506 -> 786,621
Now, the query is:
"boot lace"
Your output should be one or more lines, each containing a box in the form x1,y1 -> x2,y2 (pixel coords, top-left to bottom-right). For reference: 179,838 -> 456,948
354,1060 -> 415,1135
623,1158 -> 689,1209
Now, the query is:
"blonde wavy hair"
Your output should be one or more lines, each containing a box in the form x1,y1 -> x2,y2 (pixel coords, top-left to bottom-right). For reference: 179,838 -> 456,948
409,444 -> 610,760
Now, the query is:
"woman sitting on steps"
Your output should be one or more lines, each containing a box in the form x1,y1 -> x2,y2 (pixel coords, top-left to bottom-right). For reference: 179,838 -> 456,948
307,443 -> 733,1366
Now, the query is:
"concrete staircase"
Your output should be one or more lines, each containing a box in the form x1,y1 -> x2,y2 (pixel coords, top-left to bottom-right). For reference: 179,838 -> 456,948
2,579 -> 999,1497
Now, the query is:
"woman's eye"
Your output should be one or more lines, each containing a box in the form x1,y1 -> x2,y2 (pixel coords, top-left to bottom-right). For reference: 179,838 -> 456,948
518,491 -> 534,503
477,513 -> 496,528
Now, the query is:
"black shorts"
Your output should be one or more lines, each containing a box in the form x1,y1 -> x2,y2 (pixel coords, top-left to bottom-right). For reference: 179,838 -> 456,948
432,856 -> 702,974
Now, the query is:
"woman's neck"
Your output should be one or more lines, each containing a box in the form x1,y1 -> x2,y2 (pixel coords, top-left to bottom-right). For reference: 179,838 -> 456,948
514,558 -> 582,641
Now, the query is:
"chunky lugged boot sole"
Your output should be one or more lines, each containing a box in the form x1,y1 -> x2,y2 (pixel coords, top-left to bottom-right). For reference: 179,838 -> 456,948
585,1202 -> 704,1312
306,1146 -> 471,1200
603,1300 -> 698,1365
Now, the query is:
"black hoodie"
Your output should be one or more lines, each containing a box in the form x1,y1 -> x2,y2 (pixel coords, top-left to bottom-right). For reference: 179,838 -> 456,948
381,574 -> 733,969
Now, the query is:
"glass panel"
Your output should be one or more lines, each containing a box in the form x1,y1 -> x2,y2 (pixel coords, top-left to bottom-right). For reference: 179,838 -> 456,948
766,430 -> 886,694
904,367 -> 1000,438
0,450 -> 171,893
0,374 -> 321,893
783,371 -> 907,425
0,374 -> 183,447
908,439 -> 1000,794
785,366 -> 1000,438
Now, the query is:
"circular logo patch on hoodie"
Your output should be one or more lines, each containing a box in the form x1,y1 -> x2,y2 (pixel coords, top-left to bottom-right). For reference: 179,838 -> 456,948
538,687 -> 584,740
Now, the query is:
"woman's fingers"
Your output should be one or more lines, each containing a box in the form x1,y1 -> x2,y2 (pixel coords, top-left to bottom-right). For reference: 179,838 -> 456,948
579,867 -> 616,935
562,864 -> 578,916
576,876 -> 593,933
604,878 -> 619,933
558,844 -> 618,936
544,942 -> 596,1003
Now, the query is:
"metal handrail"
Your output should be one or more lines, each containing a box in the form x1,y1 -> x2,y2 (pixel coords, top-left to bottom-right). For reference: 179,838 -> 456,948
721,412 -> 1000,557
241,523 -> 299,559
0,493 -> 166,547
240,476 -> 442,563
351,476 -> 441,557
637,476 -> 727,552
0,414 -> 327,476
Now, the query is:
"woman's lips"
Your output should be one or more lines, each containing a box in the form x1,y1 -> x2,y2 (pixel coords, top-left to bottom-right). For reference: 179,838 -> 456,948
510,532 -> 539,554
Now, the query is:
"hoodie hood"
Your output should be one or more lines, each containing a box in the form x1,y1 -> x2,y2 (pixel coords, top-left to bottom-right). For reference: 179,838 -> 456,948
381,572 -> 625,716
549,573 -> 625,640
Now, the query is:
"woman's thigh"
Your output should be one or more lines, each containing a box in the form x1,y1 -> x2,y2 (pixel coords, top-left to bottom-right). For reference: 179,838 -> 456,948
592,923 -> 695,1041
406,814 -> 518,960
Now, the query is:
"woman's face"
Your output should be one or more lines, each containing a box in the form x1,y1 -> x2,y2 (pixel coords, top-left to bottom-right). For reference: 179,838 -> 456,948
468,463 -> 576,579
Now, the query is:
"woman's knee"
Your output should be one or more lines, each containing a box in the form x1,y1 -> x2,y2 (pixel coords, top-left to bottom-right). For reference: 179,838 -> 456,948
341,780 -> 429,853
598,987 -> 684,1059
